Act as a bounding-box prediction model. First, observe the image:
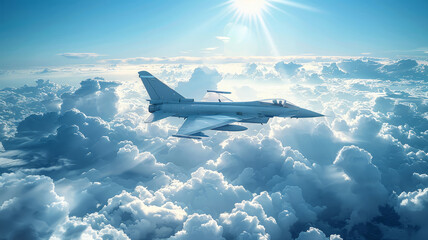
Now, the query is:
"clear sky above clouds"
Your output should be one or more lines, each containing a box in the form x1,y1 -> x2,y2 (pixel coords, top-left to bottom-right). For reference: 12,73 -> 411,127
1,0 -> 427,68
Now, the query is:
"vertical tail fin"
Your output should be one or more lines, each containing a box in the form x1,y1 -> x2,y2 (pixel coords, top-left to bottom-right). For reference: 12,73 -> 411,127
139,71 -> 185,101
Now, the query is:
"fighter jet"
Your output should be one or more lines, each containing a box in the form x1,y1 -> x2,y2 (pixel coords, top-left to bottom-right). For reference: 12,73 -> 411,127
139,71 -> 324,139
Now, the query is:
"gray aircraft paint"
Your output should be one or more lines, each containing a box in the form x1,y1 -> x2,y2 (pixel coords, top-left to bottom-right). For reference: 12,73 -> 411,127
139,71 -> 323,139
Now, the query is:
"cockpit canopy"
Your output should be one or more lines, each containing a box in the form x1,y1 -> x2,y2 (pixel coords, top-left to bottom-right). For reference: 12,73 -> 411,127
258,98 -> 296,108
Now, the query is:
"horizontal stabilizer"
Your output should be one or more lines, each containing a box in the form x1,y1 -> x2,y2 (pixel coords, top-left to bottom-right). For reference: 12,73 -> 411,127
145,112 -> 171,123
172,132 -> 208,139
190,132 -> 209,137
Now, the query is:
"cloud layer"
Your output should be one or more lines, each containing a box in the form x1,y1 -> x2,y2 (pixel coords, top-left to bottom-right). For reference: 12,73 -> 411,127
0,57 -> 427,239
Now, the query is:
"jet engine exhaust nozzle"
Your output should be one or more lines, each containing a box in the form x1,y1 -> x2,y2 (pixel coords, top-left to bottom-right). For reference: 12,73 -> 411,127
148,104 -> 160,113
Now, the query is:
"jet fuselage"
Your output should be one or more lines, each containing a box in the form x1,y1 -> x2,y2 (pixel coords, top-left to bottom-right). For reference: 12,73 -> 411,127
152,101 -> 322,119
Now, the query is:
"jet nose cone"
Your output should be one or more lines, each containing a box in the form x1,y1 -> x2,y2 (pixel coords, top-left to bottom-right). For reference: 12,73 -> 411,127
297,109 -> 324,118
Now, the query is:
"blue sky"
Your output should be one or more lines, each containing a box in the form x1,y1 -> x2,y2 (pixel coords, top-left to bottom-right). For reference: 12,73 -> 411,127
1,0 -> 427,68
1,1 -> 428,239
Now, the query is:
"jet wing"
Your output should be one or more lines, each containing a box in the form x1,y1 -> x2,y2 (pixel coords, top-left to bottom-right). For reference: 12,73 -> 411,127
175,115 -> 241,137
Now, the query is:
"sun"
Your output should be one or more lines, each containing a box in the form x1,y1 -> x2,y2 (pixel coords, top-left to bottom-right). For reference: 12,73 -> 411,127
231,0 -> 269,17
225,0 -> 277,54
221,0 -> 316,55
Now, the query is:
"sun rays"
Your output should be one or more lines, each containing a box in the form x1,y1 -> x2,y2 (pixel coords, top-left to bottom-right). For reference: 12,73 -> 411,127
230,0 -> 270,18
218,0 -> 318,56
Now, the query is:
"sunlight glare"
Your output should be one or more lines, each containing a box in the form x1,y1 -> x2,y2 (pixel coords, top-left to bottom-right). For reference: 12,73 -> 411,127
232,0 -> 268,16
222,0 -> 316,56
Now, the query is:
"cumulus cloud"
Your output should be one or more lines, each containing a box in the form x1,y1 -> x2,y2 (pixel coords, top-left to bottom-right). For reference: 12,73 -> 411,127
160,139 -> 215,168
0,172 -> 68,239
170,213 -> 224,240
296,227 -> 343,240
208,135 -> 310,191
1,57 -> 427,239
86,190 -> 186,239
395,188 -> 428,239
339,59 -> 384,79
274,61 -> 303,77
61,78 -> 120,120
0,79 -> 70,139
54,218 -> 130,240
321,63 -> 346,78
175,67 -> 222,100
160,167 -> 252,216
320,58 -> 428,81
220,210 -> 269,239
246,63 -> 259,75
333,146 -> 388,226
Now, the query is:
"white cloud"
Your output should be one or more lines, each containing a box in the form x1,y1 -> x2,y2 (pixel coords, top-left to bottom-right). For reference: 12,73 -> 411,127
59,53 -> 102,59
395,188 -> 428,239
274,61 -> 303,76
216,36 -> 231,43
333,145 -> 388,226
203,47 -> 218,51
90,190 -> 186,239
61,79 -> 120,120
0,172 -> 68,239
159,167 -> 252,216
99,55 -> 357,65
397,188 -> 428,219
1,57 -> 427,239
170,213 -> 224,240
175,66 -> 222,100
296,227 -> 343,240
